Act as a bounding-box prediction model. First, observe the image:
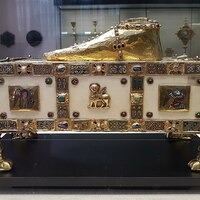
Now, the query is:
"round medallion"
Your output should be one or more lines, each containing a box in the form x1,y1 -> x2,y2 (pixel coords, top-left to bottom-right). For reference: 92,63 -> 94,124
146,112 -> 153,118
71,78 -> 79,85
47,112 -> 54,118
121,78 -> 127,85
45,77 -> 53,85
147,77 -> 154,84
195,112 -> 200,118
0,112 -> 7,119
120,111 -> 127,117
73,112 -> 80,118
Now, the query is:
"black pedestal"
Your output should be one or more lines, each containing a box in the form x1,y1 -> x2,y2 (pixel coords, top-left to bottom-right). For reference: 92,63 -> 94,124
0,134 -> 200,188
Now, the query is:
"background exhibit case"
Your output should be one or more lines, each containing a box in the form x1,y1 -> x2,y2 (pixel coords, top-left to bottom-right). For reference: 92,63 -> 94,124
1,0 -> 200,187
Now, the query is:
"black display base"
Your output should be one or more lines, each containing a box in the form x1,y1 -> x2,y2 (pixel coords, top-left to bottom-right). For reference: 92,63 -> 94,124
0,133 -> 200,188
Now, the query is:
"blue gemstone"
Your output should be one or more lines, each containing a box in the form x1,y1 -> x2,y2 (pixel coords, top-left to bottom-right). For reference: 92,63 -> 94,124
132,123 -> 141,129
58,122 -> 68,129
132,66 -> 142,72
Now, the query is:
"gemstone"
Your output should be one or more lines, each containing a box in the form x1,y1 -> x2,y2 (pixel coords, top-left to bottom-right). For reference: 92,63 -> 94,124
58,121 -> 68,129
56,64 -> 66,73
45,77 -> 53,85
57,94 -> 65,102
132,123 -> 141,129
195,112 -> 200,118
132,65 -> 142,72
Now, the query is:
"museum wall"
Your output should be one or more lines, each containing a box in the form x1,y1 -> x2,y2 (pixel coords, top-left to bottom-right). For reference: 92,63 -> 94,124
0,0 -> 59,59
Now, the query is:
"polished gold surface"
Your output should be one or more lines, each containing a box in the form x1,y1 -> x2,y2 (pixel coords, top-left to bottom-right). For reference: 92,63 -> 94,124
188,146 -> 200,171
88,83 -> 110,109
0,142 -> 12,171
44,18 -> 162,61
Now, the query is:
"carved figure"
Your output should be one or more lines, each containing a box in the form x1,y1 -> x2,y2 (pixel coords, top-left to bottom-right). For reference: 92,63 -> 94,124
88,83 -> 110,109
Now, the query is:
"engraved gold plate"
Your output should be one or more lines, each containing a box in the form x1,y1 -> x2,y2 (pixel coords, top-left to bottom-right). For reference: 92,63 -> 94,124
9,86 -> 40,111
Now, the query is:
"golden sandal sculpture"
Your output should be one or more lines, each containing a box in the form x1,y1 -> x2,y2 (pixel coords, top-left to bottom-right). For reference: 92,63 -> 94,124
44,18 -> 162,61
0,18 -> 200,172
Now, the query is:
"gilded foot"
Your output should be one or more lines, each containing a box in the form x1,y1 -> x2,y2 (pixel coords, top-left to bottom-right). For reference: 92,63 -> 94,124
0,145 -> 13,171
188,146 -> 200,172
166,132 -> 192,140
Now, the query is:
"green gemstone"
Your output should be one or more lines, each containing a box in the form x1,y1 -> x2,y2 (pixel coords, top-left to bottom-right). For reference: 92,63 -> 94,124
57,95 -> 65,102
195,112 -> 200,118
45,77 -> 53,85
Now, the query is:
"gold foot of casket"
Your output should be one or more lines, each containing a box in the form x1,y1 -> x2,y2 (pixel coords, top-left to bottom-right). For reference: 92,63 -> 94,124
0,143 -> 13,171
188,146 -> 200,172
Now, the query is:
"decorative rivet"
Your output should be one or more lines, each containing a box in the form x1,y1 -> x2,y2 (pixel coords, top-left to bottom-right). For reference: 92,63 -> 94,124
195,112 -> 200,118
147,77 -> 154,84
71,78 -> 79,85
0,78 -> 5,85
121,78 -> 127,85
45,77 -> 53,85
73,111 -> 80,118
0,112 -> 7,119
197,79 -> 200,84
121,111 -> 127,117
47,112 -> 54,118
146,112 -> 153,118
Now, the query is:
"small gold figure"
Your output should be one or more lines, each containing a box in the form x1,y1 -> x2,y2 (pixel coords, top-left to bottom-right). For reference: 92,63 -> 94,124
0,140 -> 12,171
188,146 -> 200,172
88,83 -> 110,109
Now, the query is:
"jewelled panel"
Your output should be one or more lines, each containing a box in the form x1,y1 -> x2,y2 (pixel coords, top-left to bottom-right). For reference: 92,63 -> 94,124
108,120 -> 128,131
91,120 -> 109,131
36,120 -> 55,131
108,64 -> 127,75
70,64 -> 89,75
56,77 -> 68,92
185,63 -> 200,74
165,120 -> 183,134
145,121 -> 165,131
183,121 -> 200,132
130,93 -> 143,105
159,86 -> 190,111
55,119 -> 71,131
0,64 -> 15,75
90,63 -> 107,75
72,120 -> 91,131
131,77 -> 143,91
57,105 -> 69,118
167,63 -> 184,75
32,64 -> 52,75
18,119 -> 36,132
9,86 -> 40,111
16,64 -> 32,76
0,120 -> 17,131
146,63 -> 167,74
131,102 -> 143,119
